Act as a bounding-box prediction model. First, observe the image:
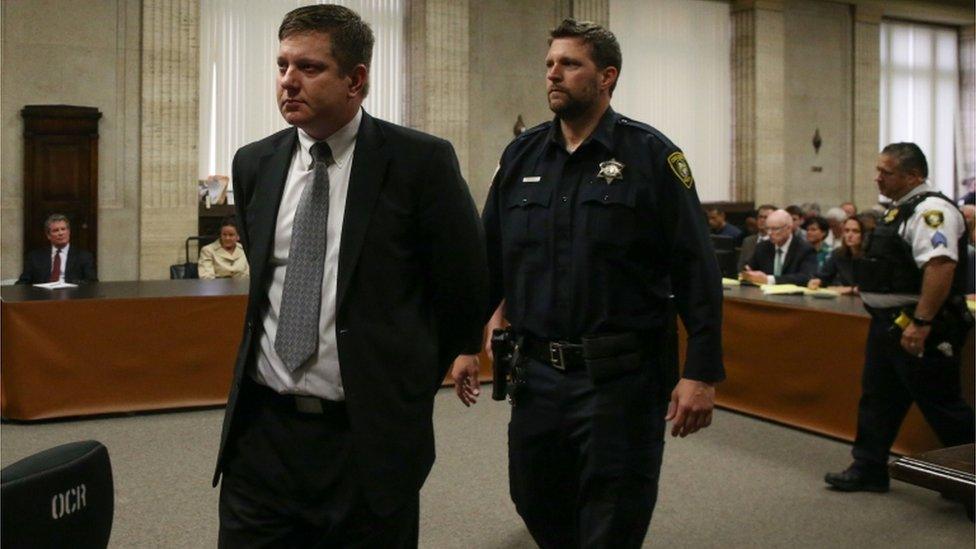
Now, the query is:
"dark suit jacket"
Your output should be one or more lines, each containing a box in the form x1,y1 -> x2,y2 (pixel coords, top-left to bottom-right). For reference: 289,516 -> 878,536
745,237 -> 818,285
737,234 -> 759,272
16,247 -> 96,285
213,112 -> 488,515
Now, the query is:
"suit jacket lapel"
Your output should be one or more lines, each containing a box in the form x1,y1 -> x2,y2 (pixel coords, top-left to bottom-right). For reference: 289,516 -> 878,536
248,130 -> 298,289
336,112 -> 390,313
63,248 -> 75,278
784,239 -> 799,270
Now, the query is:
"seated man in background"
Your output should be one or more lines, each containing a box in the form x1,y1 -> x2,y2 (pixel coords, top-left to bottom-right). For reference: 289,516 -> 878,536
16,213 -> 96,285
786,204 -> 806,239
740,209 -> 817,286
738,204 -> 776,271
808,216 -> 865,295
706,206 -> 744,245
198,218 -> 249,280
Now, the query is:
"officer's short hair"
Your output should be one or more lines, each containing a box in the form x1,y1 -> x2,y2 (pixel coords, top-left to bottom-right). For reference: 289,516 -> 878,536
550,19 -> 622,93
44,213 -> 70,233
881,142 -> 928,178
279,4 -> 374,96
757,204 -> 778,214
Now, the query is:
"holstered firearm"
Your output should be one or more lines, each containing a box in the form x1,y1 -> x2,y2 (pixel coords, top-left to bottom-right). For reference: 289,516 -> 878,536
490,328 -> 517,401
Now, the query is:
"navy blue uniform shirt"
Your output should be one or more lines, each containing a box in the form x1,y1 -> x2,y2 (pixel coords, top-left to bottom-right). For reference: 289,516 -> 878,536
483,107 -> 725,383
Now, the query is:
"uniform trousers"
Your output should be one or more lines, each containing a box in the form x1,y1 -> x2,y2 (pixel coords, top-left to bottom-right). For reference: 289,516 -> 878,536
852,316 -> 975,472
218,379 -> 419,548
508,356 -> 667,549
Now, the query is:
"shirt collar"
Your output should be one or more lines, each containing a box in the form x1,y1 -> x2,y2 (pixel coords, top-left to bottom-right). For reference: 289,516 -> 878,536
546,106 -> 617,153
297,108 -> 363,170
892,182 -> 931,206
777,234 -> 792,253
51,243 -> 70,255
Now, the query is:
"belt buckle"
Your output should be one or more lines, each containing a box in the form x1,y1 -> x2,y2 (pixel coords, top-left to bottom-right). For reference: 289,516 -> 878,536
549,342 -> 566,371
294,395 -> 324,414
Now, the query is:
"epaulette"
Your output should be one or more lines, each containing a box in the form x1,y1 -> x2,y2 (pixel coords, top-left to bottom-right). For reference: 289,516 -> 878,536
615,116 -> 677,150
513,121 -> 550,142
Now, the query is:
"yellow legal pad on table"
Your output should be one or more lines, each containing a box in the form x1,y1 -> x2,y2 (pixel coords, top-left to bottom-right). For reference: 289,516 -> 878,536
721,277 -> 741,288
759,284 -> 806,295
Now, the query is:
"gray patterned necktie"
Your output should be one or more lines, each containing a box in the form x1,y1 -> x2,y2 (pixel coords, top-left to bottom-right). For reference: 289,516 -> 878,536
275,141 -> 333,371
774,248 -> 783,277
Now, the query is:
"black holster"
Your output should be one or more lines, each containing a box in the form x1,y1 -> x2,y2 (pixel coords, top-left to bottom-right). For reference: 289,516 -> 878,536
490,328 -> 516,401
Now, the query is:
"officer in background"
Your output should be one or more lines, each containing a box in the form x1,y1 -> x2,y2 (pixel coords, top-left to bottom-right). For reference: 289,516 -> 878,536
825,142 -> 975,492
453,19 -> 724,548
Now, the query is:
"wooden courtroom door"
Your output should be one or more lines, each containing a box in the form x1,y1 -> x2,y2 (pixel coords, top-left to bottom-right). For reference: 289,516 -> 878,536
22,105 -> 101,257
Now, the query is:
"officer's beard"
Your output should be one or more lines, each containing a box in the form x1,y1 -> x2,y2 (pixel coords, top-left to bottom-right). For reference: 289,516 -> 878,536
548,83 -> 599,122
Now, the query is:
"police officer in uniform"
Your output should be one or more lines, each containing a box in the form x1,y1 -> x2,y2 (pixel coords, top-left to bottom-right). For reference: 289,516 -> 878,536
452,19 -> 724,548
825,142 -> 975,492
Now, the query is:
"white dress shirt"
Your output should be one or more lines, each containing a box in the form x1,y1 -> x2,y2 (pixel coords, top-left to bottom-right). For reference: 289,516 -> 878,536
253,109 -> 362,400
50,243 -> 69,283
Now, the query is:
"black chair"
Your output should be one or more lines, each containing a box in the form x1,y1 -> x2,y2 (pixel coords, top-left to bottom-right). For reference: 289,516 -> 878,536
1,440 -> 114,548
710,234 -> 738,278
170,235 -> 216,279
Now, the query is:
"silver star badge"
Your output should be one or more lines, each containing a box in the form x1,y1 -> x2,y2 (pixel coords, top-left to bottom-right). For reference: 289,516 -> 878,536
597,159 -> 625,185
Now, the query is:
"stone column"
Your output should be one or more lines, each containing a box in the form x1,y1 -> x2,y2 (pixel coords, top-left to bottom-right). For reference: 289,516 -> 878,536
731,0 -> 785,205
573,0 -> 608,26
140,0 -> 199,279
406,0 -> 470,181
852,3 -> 882,210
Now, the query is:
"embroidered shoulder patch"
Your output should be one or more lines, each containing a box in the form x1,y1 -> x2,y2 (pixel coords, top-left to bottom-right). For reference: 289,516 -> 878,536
922,210 -> 944,229
667,152 -> 694,189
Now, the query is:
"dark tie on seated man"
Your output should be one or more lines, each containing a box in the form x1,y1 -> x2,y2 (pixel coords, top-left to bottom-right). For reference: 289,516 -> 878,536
212,4 -> 487,548
16,213 -> 97,285
740,208 -> 818,286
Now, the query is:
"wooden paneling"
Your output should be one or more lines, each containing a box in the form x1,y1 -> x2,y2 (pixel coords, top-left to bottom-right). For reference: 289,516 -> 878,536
22,105 -> 101,257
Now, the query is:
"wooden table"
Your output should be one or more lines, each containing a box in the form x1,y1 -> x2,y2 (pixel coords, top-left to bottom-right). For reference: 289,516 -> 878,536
889,443 -> 975,510
1,280 -> 249,420
709,285 -> 974,456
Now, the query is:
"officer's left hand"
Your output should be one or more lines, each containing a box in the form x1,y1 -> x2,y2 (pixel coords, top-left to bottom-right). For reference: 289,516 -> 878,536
451,354 -> 481,406
901,323 -> 930,357
666,379 -> 716,437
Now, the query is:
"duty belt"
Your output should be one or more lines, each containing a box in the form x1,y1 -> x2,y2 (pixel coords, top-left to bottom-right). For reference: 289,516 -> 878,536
520,334 -> 585,372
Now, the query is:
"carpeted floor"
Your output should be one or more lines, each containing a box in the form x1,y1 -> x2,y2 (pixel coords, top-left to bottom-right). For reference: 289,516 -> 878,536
2,389 -> 972,547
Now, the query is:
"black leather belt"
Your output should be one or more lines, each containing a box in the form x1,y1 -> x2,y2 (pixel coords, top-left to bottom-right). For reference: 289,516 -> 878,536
520,334 -> 585,372
248,377 -> 347,417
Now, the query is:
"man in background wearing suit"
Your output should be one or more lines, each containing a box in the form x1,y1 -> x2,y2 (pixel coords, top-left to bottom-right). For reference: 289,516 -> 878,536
16,213 -> 96,285
741,208 -> 818,286
213,5 -> 487,546
737,204 -> 776,271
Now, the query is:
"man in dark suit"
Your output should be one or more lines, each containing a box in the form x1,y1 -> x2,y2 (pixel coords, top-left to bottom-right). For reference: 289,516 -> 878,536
16,213 -> 96,285
741,208 -> 818,285
213,5 -> 487,546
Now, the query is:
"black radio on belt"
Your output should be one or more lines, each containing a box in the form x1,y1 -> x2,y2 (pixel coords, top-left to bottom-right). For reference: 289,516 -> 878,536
490,328 -> 517,401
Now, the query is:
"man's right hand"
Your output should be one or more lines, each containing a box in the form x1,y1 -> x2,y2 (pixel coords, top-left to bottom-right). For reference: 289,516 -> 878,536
451,354 -> 481,407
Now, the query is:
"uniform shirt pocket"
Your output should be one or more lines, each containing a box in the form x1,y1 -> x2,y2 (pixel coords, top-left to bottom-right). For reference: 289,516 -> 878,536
503,183 -> 553,248
578,181 -> 638,248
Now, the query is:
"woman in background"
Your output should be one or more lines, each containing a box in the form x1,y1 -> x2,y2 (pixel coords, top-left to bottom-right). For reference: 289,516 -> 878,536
198,218 -> 249,280
803,216 -> 832,270
808,216 -> 864,295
